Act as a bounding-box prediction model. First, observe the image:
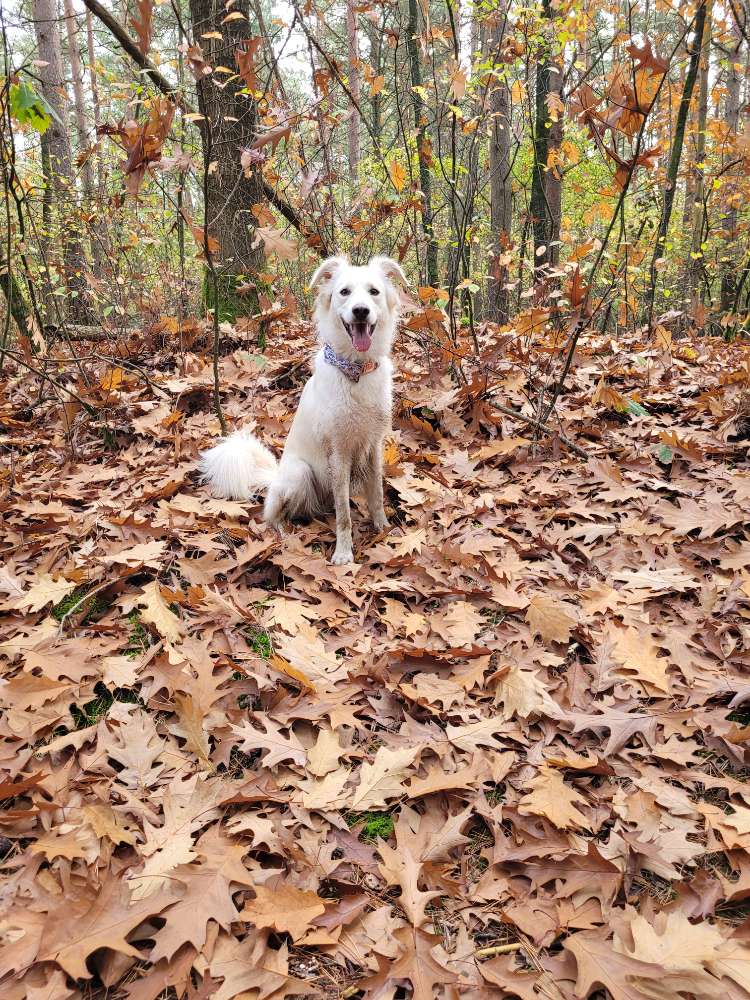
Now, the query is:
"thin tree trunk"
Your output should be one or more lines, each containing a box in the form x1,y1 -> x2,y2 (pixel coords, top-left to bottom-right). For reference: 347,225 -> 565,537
406,0 -> 438,287
85,9 -> 104,197
530,0 -> 554,273
545,52 -> 563,268
188,0 -> 265,321
365,16 -> 384,141
32,0 -> 91,322
346,0 -> 360,182
721,17 -> 743,311
0,255 -> 31,344
63,0 -> 94,199
529,0 -> 562,277
645,0 -> 707,326
487,2 -> 513,323
688,0 -> 711,312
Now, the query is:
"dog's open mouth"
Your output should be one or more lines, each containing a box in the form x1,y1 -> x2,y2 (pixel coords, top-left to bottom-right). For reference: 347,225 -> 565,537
343,319 -> 375,353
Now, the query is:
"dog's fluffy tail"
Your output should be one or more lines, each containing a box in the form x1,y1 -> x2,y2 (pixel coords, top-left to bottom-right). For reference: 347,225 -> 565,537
200,429 -> 278,500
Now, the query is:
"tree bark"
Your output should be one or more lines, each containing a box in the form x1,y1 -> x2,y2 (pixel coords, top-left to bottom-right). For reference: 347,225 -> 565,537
85,8 -> 105,197
0,255 -> 31,345
346,0 -> 360,182
487,2 -> 513,323
646,0 -> 707,325
721,16 -> 743,311
188,0 -> 265,321
406,0 -> 438,287
530,0 -> 554,274
32,0 -> 91,322
688,0 -> 711,312
545,52 -> 563,268
63,0 -> 94,199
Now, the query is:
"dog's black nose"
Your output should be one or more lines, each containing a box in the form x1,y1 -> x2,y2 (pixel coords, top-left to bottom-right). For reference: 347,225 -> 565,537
352,305 -> 370,320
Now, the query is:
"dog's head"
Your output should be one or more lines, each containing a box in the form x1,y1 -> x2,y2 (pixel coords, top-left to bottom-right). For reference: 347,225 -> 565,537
310,256 -> 407,357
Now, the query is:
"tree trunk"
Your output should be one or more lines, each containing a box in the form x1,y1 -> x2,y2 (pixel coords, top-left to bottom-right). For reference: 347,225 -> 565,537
346,0 -> 360,183
188,0 -> 265,322
32,0 -> 91,322
85,9 -> 105,198
406,0 -> 438,287
530,0 -> 554,274
545,53 -> 563,268
721,16 -> 743,311
645,0 -> 707,325
688,0 -> 711,312
487,3 -> 513,323
0,255 -> 31,346
364,16 -> 384,141
63,0 -> 94,199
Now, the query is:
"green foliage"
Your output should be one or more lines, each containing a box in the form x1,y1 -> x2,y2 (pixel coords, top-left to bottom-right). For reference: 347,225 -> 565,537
70,682 -> 142,729
124,610 -> 151,658
247,627 -> 272,658
9,81 -> 59,134
348,811 -> 395,841
203,272 -> 258,324
51,587 -> 105,624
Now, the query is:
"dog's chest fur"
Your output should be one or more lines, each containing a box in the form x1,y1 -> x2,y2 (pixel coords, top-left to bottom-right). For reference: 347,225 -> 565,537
319,359 -> 392,448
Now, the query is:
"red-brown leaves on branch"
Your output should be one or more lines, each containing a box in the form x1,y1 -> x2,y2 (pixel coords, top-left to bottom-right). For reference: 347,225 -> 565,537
99,97 -> 175,196
131,0 -> 153,58
236,37 -> 263,92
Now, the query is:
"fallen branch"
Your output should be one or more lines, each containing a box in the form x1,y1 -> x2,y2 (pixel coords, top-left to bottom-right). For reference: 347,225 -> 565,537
47,324 -> 138,342
487,394 -> 590,460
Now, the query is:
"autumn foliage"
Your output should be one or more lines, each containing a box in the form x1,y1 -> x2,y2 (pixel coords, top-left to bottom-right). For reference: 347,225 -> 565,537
2,0 -> 750,997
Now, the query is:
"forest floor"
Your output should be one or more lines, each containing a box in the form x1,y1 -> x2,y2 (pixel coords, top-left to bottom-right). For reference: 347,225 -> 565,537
1,319 -> 750,1000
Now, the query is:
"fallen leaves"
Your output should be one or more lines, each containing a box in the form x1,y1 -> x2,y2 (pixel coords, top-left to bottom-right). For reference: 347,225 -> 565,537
241,882 -> 325,941
519,766 -> 589,830
1,316 -> 749,999
351,744 -> 420,810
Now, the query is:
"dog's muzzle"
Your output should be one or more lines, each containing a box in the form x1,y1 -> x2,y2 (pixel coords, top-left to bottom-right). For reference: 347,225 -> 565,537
343,318 -> 375,353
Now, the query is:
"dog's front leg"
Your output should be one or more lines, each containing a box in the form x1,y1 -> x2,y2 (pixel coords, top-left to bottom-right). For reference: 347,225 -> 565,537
330,451 -> 355,565
364,443 -> 389,532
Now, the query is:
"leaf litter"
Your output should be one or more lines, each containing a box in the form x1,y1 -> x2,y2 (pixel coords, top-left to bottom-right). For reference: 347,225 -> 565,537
0,319 -> 749,999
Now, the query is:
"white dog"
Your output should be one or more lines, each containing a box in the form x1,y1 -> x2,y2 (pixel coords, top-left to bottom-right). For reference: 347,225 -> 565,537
200,255 -> 407,564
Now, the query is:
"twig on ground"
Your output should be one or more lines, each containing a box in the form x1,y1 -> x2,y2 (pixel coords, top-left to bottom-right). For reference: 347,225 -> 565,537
487,394 -> 590,459
474,942 -> 524,958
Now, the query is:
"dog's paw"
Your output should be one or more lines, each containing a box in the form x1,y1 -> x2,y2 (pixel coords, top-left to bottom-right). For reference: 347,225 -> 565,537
331,547 -> 356,566
372,514 -> 390,532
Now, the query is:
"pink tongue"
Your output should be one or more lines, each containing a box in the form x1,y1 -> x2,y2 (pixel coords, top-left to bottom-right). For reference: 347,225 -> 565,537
352,328 -> 372,352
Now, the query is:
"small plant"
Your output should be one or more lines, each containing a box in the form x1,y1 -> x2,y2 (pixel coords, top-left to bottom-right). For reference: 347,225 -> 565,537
246,627 -> 272,658
69,682 -> 142,729
51,586 -> 106,624
124,610 -> 151,659
347,811 -> 395,842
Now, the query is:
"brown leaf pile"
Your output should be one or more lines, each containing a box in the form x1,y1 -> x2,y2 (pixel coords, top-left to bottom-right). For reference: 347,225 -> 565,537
1,322 -> 750,999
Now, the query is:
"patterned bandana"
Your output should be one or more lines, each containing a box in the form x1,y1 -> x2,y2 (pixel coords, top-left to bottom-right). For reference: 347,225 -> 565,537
323,343 -> 378,383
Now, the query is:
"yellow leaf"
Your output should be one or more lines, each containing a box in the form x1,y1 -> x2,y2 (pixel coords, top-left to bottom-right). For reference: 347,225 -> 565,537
510,79 -> 525,103
389,159 -> 407,193
383,437 -> 400,465
100,367 -> 124,392
562,139 -> 580,164
268,653 -> 316,691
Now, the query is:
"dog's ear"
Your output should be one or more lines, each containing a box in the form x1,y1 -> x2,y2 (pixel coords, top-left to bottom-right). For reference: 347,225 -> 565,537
310,256 -> 348,290
371,256 -> 408,286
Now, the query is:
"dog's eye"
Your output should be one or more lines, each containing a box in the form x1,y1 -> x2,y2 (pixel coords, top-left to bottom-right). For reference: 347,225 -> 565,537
340,288 -> 350,296
369,288 -> 380,296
